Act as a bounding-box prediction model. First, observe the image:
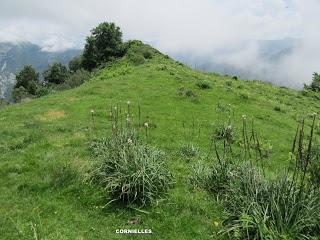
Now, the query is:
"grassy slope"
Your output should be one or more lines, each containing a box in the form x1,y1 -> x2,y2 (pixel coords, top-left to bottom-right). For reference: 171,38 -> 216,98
1,49 -> 319,239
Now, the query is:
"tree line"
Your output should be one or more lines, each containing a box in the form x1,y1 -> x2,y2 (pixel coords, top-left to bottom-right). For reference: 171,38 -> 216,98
13,22 -> 127,102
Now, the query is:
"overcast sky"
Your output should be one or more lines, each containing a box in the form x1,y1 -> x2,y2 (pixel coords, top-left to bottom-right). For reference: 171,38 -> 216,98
0,0 -> 319,87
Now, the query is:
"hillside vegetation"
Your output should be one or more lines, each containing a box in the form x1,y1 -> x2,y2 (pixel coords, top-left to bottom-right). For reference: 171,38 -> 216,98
1,43 -> 320,239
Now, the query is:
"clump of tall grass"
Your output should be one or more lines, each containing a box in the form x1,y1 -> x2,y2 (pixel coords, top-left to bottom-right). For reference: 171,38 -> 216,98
191,114 -> 320,239
179,142 -> 199,158
90,102 -> 173,205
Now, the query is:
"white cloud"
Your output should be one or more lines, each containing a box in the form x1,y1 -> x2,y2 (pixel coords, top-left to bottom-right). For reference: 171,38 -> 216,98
0,0 -> 319,87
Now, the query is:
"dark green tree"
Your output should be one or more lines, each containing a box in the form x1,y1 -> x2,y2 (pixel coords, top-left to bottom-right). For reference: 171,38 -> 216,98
15,65 -> 39,95
43,62 -> 69,84
310,72 -> 320,92
82,22 -> 125,70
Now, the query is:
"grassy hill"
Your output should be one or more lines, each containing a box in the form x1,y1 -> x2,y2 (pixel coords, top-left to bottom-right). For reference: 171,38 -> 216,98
1,44 -> 319,239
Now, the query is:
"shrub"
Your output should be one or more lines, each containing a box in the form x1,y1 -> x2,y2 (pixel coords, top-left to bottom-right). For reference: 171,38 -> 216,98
12,86 -> 30,102
43,62 -> 69,84
232,76 -> 238,80
125,40 -> 155,65
196,80 -> 211,89
274,106 -> 281,112
58,69 -> 91,90
68,56 -> 83,73
225,80 -> 232,86
90,124 -> 173,205
128,53 -> 145,66
178,87 -> 198,99
239,92 -> 249,100
180,143 -> 199,158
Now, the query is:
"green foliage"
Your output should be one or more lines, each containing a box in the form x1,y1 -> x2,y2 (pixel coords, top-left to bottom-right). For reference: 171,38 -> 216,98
90,130 -> 173,205
308,72 -> 320,92
14,65 -> 39,95
196,80 -> 211,89
57,69 -> 91,90
4,37 -> 320,239
12,86 -> 30,102
82,22 -> 125,70
90,103 -> 173,205
68,56 -> 83,73
43,62 -> 69,84
0,98 -> 9,108
191,117 -> 320,239
178,87 -> 198,99
221,165 -> 320,240
179,142 -> 199,158
128,53 -> 145,66
125,40 -> 155,66
225,80 -> 232,86
274,105 -> 281,112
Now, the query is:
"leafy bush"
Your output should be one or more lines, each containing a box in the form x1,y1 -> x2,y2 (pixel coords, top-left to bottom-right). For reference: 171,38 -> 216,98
225,80 -> 232,86
239,92 -> 249,100
68,56 -> 83,73
196,80 -> 211,89
43,62 -> 69,84
178,87 -> 198,99
12,86 -> 30,102
274,106 -> 281,112
90,128 -> 173,205
125,40 -> 155,66
57,69 -> 91,90
127,53 -> 145,66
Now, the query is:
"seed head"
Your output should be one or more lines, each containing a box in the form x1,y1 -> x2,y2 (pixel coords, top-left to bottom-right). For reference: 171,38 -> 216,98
127,101 -> 131,105
91,109 -> 95,114
144,122 -> 149,128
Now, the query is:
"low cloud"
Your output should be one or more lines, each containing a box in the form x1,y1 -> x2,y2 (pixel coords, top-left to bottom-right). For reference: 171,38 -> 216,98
0,0 -> 319,87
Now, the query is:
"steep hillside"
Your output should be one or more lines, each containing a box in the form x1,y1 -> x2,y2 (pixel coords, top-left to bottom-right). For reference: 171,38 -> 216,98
0,42 -> 81,100
1,46 -> 319,239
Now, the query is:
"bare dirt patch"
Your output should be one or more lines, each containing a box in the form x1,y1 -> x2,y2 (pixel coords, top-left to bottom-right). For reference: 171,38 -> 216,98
38,110 -> 65,121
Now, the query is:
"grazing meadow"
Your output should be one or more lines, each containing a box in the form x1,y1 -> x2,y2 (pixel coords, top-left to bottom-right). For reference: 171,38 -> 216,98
1,44 -> 320,239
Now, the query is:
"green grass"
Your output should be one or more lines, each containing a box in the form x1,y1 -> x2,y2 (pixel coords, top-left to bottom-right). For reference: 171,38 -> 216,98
1,48 -> 320,239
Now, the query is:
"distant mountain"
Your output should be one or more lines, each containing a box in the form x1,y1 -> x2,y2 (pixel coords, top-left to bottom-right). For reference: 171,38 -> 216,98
0,41 -> 81,100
